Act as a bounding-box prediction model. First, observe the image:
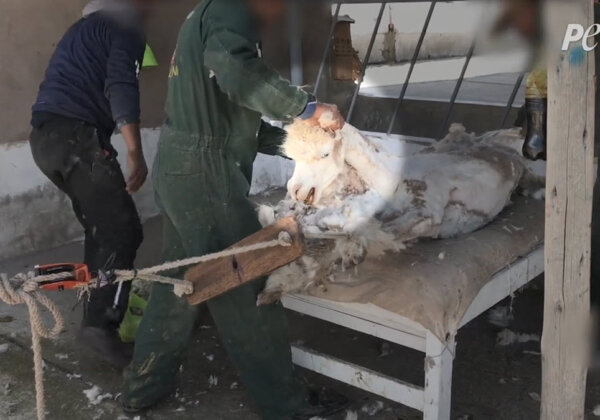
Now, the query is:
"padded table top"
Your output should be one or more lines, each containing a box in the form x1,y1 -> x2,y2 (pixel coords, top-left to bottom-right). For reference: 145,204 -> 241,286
254,191 -> 544,341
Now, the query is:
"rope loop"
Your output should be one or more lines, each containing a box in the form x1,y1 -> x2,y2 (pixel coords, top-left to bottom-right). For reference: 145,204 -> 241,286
0,273 -> 65,420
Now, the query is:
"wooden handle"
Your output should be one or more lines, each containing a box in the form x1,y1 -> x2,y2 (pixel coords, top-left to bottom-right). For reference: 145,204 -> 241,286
185,217 -> 305,305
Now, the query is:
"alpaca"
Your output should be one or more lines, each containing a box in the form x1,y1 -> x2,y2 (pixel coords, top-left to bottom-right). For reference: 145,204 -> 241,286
256,120 -> 544,305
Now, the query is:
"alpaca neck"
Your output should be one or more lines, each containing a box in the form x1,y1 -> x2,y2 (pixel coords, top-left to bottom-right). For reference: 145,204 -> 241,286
341,125 -> 403,198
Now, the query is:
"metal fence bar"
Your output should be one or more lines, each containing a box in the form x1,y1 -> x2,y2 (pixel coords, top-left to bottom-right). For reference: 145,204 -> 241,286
500,71 -> 525,128
386,0 -> 438,135
313,2 -> 342,97
288,0 -> 304,86
437,39 -> 476,139
347,1 -> 387,123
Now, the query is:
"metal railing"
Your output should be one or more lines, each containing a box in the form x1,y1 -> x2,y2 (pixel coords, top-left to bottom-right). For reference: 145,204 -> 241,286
310,0 -> 526,138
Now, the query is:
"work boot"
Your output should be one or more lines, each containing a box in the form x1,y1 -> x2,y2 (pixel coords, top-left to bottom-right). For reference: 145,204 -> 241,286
76,326 -> 133,369
292,388 -> 349,419
119,397 -> 152,416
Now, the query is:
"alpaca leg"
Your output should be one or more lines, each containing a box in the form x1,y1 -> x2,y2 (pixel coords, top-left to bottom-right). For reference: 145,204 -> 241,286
393,216 -> 441,243
519,170 -> 546,199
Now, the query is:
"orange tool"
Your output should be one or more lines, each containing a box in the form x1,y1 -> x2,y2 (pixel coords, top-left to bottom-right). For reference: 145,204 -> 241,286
35,263 -> 92,291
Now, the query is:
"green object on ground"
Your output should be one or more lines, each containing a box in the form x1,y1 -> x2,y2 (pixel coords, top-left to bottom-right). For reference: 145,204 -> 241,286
122,0 -> 312,417
119,292 -> 148,343
142,44 -> 158,68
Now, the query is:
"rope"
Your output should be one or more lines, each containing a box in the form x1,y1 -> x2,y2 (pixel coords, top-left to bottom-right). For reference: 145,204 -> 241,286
111,231 -> 293,296
0,273 -> 64,420
0,230 -> 293,420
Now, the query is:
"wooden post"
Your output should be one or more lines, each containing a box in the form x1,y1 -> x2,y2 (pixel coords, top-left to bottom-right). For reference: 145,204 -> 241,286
541,1 -> 595,418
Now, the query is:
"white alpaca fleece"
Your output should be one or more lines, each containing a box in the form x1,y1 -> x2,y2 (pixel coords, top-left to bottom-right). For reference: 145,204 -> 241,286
282,121 -> 340,162
256,122 -> 545,305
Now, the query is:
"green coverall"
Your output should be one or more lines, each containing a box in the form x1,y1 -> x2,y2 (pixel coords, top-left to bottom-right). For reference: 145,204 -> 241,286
122,0 -> 311,417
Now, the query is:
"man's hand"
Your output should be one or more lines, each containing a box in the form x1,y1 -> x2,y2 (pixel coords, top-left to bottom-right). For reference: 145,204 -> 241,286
126,149 -> 148,193
120,123 -> 147,193
306,103 -> 345,132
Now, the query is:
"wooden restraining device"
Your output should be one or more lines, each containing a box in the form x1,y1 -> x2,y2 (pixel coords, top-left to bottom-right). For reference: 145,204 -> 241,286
185,217 -> 306,305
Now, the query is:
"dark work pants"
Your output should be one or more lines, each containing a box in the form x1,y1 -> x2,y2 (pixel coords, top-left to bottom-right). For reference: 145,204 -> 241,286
29,116 -> 143,330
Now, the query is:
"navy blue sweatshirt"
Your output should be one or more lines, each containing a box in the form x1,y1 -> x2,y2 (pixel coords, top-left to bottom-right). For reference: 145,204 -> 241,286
32,12 -> 145,143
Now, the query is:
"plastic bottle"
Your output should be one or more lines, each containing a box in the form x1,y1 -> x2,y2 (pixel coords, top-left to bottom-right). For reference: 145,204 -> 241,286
523,68 -> 547,161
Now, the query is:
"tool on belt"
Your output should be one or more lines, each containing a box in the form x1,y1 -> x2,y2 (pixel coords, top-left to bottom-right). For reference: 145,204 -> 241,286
34,263 -> 115,291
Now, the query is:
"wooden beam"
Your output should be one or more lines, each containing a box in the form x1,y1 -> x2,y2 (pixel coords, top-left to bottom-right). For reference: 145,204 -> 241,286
185,217 -> 305,305
541,1 -> 595,418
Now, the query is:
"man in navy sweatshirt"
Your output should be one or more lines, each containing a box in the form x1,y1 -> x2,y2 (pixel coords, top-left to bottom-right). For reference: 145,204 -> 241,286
30,0 -> 153,367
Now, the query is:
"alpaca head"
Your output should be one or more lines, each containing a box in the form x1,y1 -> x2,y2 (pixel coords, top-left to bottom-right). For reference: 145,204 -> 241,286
282,121 -> 346,205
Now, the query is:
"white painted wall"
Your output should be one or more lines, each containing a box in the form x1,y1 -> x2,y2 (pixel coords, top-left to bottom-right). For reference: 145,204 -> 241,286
354,32 -> 472,65
0,128 -> 293,261
342,2 -> 492,36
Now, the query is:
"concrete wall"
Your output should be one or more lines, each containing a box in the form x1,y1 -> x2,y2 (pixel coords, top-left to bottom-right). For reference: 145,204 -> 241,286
0,0 -> 328,144
1,0 -> 85,144
0,0 -> 330,146
0,0 -> 328,261
0,130 -> 292,261
0,0 -> 197,260
0,129 -> 160,260
0,0 -> 200,144
354,32 -> 472,65
260,0 -> 332,88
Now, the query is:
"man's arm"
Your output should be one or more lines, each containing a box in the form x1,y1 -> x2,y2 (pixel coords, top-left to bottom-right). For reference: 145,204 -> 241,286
204,26 -> 345,130
120,123 -> 148,193
105,25 -> 148,192
203,26 -> 308,121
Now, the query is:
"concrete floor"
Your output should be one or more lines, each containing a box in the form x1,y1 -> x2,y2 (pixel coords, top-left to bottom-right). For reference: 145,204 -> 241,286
2,216 -> 600,420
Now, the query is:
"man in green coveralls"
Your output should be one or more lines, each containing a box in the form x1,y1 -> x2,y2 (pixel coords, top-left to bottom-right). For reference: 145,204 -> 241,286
122,0 -> 346,417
